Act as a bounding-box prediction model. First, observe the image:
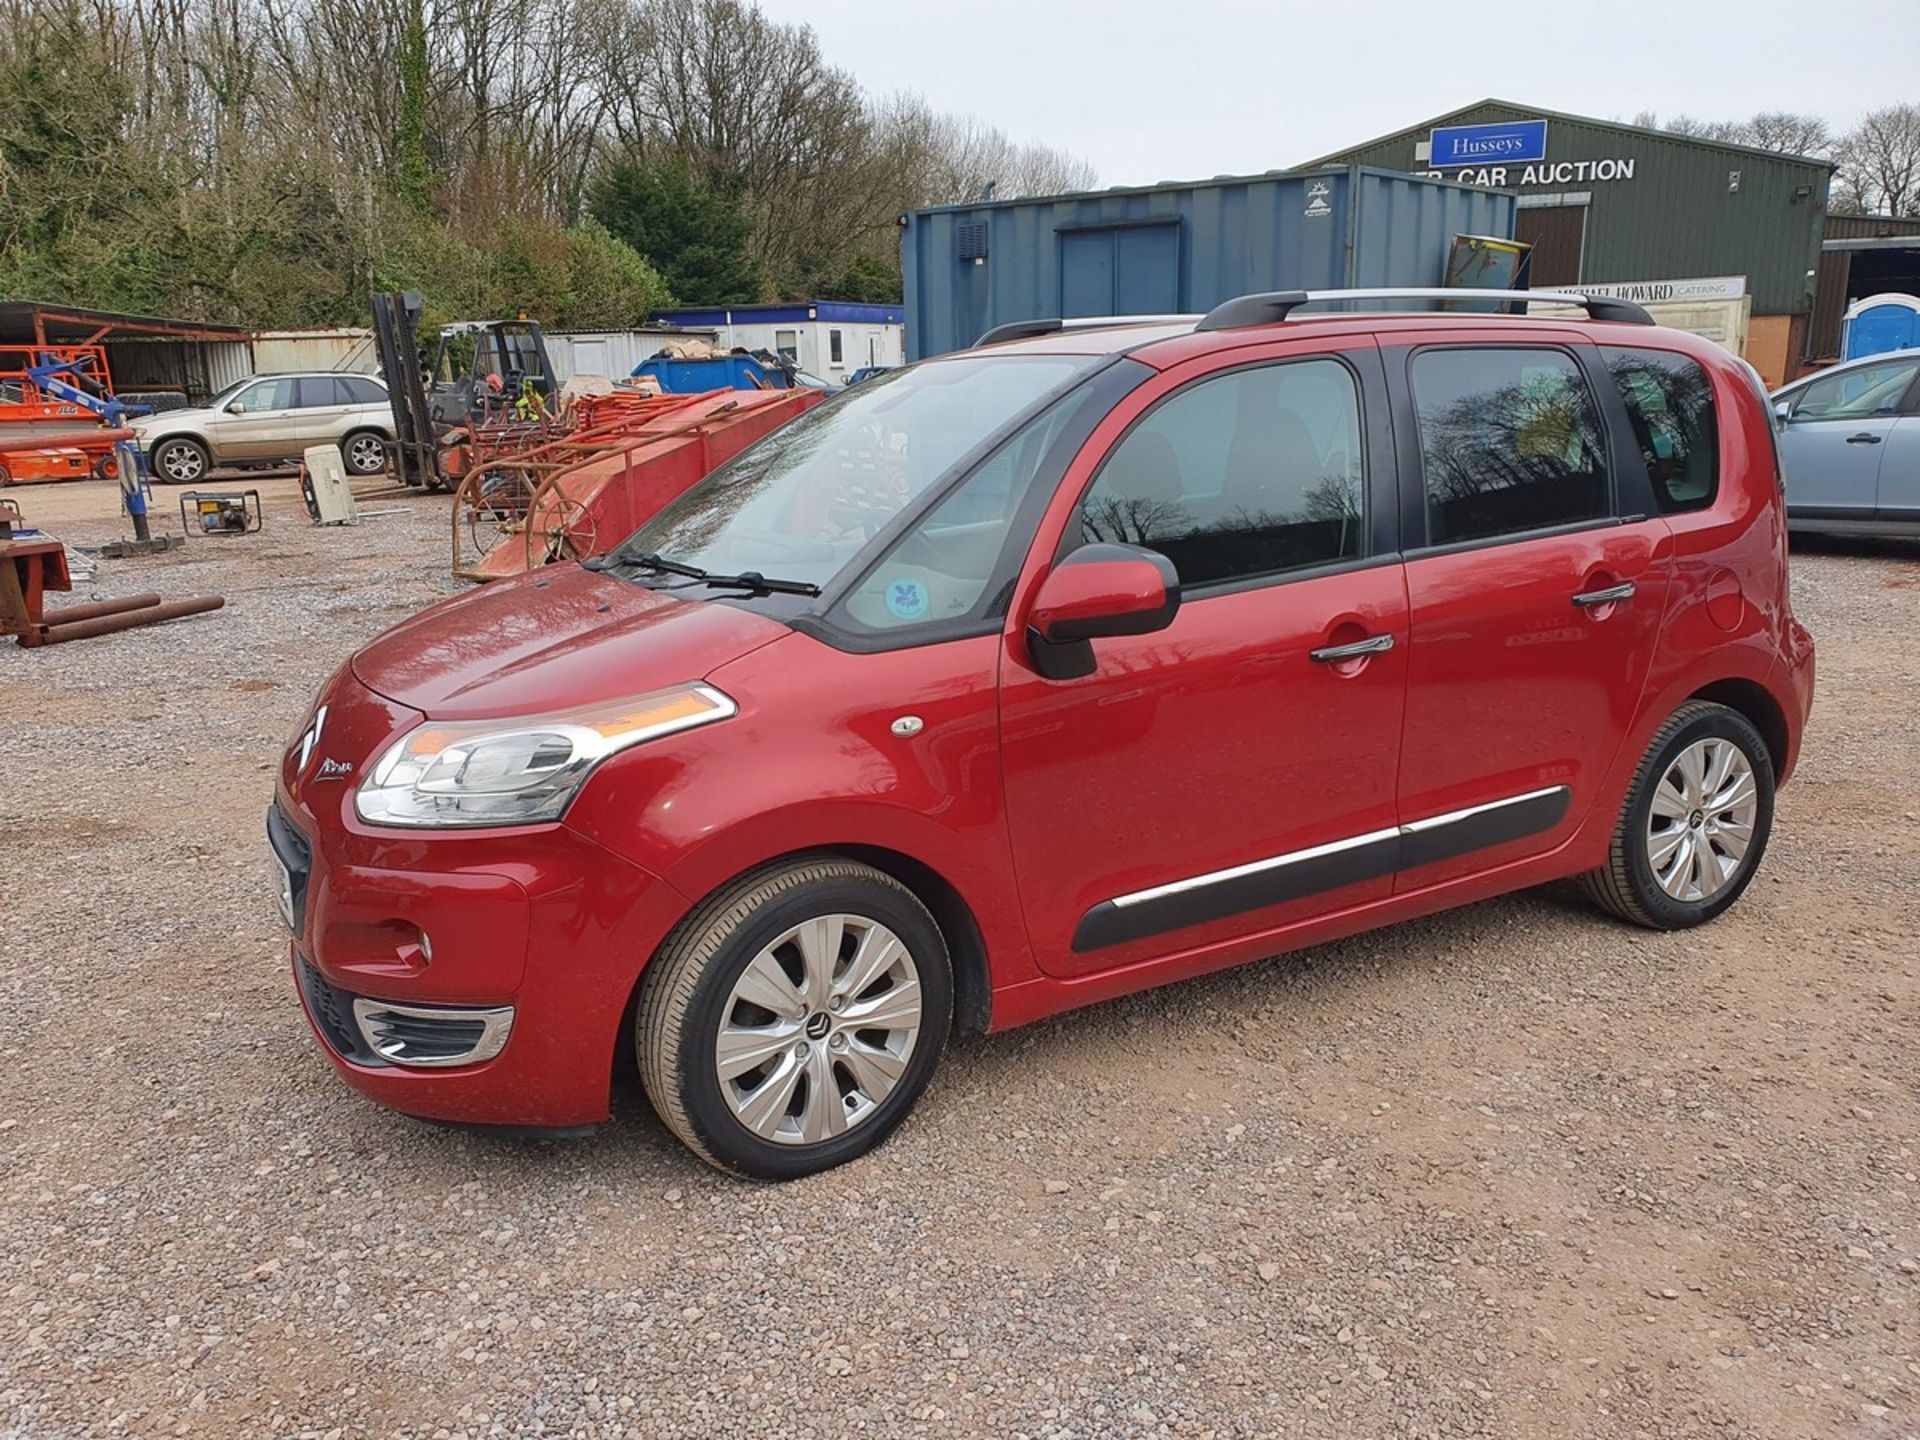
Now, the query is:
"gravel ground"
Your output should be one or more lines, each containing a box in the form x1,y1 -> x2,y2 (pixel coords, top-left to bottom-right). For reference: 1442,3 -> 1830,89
1,475 -> 1916,1440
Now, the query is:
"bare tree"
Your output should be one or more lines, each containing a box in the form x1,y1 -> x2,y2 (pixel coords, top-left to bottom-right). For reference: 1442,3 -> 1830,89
877,93 -> 1096,207
1743,111 -> 1832,158
1836,103 -> 1920,216
1631,109 -> 1831,158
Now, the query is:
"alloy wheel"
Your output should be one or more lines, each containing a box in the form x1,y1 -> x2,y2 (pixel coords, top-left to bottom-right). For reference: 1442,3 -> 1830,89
346,434 -> 386,473
160,444 -> 204,482
1645,736 -> 1759,902
713,914 -> 922,1146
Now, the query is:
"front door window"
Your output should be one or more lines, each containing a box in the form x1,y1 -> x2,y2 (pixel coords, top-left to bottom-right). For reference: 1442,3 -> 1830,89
1076,358 -> 1365,587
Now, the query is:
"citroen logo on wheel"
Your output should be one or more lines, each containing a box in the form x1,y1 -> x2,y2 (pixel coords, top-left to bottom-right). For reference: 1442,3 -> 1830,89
804,1011 -> 832,1040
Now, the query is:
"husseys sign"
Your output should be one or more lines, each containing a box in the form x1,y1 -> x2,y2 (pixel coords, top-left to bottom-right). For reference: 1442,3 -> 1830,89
1422,118 -> 1639,190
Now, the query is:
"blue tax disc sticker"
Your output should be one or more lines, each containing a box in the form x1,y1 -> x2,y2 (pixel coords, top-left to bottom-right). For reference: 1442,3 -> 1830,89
884,578 -> 929,620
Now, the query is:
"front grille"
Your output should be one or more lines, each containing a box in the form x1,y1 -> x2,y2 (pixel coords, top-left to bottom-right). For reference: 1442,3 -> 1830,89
296,956 -> 377,1064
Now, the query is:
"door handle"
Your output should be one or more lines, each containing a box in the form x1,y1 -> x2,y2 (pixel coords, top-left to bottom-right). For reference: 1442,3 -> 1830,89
1310,633 -> 1395,663
1572,580 -> 1636,608
1846,432 -> 1883,444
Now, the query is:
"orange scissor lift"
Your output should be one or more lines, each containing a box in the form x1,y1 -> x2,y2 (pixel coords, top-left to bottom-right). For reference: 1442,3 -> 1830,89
0,345 -> 128,486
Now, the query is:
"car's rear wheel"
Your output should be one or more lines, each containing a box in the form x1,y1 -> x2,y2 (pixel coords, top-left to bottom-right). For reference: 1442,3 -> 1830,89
341,430 -> 389,476
1581,700 -> 1775,929
151,437 -> 209,485
637,857 -> 951,1179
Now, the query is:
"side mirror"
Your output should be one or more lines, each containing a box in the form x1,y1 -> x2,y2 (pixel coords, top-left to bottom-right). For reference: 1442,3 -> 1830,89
1026,543 -> 1180,679
226,401 -> 244,415
1773,400 -> 1791,423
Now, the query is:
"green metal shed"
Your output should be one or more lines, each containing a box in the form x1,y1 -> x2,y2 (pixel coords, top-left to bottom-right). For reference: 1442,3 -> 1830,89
1301,100 -> 1833,381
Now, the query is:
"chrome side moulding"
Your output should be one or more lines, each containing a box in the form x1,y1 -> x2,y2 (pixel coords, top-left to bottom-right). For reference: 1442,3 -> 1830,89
1075,784 -> 1574,952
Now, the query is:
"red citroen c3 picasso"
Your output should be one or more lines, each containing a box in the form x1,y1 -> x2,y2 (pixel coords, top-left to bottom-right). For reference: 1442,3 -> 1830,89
274,289 -> 1815,1179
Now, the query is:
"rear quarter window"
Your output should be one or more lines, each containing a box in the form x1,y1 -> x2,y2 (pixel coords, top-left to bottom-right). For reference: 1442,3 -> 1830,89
1601,347 -> 1719,514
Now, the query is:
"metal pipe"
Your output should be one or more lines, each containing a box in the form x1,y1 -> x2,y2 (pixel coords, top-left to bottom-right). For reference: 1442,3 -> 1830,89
41,593 -> 162,624
0,427 -> 135,453
36,594 -> 223,644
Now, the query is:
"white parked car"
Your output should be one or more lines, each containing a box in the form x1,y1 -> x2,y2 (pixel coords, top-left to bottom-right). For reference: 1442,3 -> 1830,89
132,371 -> 393,484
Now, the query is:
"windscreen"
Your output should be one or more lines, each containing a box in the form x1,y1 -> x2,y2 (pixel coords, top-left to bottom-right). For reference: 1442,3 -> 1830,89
614,354 -> 1098,591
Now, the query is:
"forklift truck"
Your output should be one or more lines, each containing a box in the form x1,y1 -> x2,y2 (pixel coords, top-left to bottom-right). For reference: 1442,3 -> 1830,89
369,291 -> 557,490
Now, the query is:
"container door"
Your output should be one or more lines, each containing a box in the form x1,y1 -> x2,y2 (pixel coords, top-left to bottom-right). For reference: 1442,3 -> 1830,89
1059,224 -> 1180,318
1060,231 -> 1115,317
1115,225 -> 1179,313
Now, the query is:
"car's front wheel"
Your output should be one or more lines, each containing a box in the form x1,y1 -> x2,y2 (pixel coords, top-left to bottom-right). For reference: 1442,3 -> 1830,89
637,857 -> 951,1179
1581,700 -> 1775,929
150,436 -> 210,485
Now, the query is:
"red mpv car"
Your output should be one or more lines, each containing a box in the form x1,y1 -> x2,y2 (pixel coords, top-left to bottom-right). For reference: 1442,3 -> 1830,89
273,290 -> 1815,1179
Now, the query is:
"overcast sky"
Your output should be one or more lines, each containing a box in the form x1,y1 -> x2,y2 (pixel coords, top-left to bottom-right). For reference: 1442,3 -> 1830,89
759,0 -> 1920,188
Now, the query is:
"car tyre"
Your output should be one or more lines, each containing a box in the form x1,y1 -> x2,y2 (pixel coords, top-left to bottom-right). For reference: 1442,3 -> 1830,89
341,430 -> 389,476
637,856 -> 951,1180
1580,700 -> 1775,930
150,437 -> 210,485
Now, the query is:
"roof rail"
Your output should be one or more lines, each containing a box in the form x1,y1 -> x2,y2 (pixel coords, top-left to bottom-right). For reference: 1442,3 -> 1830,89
974,313 -> 1200,348
1195,288 -> 1656,331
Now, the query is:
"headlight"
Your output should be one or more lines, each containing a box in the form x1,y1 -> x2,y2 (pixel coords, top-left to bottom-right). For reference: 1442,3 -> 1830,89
354,683 -> 735,828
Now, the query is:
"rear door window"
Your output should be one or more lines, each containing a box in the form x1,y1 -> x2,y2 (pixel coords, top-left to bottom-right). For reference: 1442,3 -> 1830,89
1410,347 -> 1610,546
296,376 -> 345,408
1602,347 -> 1719,513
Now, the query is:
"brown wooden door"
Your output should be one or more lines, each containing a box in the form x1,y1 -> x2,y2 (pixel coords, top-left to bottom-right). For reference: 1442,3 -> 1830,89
1517,205 -> 1586,286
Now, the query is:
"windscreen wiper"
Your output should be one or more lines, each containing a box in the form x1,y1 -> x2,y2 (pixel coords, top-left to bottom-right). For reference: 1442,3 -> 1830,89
584,550 -> 820,597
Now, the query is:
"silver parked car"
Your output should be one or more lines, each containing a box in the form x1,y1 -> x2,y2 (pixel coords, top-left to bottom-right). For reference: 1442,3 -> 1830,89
131,371 -> 394,485
1772,349 -> 1920,536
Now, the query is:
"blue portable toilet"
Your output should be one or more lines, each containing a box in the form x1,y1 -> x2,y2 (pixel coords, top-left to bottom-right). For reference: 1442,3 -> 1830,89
1841,293 -> 1920,360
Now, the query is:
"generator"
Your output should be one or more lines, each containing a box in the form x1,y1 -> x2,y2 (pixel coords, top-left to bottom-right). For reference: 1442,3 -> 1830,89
179,489 -> 261,536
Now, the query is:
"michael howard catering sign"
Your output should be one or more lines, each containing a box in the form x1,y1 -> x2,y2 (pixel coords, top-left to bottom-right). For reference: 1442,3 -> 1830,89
1429,119 -> 1549,168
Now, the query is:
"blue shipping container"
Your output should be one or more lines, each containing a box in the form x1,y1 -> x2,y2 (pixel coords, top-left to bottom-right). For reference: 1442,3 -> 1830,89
901,165 -> 1514,359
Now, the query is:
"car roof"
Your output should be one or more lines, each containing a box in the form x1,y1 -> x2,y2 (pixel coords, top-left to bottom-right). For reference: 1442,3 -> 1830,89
963,288 -> 1705,367
247,369 -> 383,378
974,311 -> 1724,374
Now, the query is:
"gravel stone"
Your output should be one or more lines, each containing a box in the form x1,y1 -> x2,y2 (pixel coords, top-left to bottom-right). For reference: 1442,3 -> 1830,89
2,479 -> 1917,1438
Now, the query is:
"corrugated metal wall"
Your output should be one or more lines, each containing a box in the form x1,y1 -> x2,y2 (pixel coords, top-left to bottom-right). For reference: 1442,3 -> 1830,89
547,328 -> 719,382
105,339 -> 254,402
254,329 -> 376,373
1317,103 -> 1831,316
901,166 -> 1514,359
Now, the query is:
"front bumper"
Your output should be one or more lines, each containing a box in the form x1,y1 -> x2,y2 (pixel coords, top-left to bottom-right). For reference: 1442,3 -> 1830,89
272,680 -> 691,1130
